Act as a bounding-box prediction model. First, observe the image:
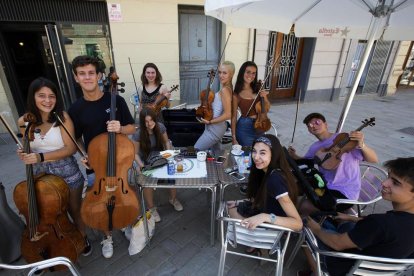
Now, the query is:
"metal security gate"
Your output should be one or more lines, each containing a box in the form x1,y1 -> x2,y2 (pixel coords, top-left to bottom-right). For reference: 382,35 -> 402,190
361,39 -> 393,94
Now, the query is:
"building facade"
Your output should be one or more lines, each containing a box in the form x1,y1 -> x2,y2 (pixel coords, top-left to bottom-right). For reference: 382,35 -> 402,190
0,0 -> 412,133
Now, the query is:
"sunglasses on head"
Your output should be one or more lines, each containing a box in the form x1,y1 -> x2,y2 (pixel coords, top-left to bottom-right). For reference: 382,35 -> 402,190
307,119 -> 323,128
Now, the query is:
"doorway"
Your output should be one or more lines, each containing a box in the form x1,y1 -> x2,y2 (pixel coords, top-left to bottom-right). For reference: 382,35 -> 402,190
266,31 -> 304,100
0,23 -> 58,115
0,22 -> 114,115
178,6 -> 221,105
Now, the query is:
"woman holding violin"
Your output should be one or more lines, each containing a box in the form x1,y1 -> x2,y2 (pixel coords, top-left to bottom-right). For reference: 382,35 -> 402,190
231,61 -> 270,147
133,108 -> 183,222
139,63 -> 172,121
194,61 -> 234,153
16,77 -> 90,256
69,55 -> 136,259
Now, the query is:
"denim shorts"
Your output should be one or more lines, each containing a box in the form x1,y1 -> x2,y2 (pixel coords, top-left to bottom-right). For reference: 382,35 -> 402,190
33,156 -> 85,189
236,117 -> 264,147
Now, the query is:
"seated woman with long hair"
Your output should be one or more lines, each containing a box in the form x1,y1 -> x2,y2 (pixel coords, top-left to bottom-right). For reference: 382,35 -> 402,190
132,108 -> 183,222
229,134 -> 302,232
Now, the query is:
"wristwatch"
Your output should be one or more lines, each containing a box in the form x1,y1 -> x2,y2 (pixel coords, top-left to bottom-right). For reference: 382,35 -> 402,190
269,213 -> 277,224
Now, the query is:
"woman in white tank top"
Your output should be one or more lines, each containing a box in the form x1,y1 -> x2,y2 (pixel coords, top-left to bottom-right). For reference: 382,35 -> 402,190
17,77 -> 91,256
194,61 -> 235,154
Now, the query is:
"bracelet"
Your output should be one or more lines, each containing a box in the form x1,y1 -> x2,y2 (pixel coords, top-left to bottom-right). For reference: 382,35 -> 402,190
39,152 -> 44,162
357,142 -> 365,150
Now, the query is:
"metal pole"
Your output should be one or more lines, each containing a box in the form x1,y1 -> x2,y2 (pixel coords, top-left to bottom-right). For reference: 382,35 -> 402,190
336,16 -> 386,132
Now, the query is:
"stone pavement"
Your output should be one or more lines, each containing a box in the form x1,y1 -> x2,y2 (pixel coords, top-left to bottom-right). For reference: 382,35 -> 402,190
0,88 -> 413,275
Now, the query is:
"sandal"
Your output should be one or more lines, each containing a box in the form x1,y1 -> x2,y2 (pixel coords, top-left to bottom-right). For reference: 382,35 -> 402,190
245,247 -> 258,254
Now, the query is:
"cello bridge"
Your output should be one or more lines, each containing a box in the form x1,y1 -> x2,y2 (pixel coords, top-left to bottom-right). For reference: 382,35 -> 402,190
105,185 -> 118,192
31,231 -> 49,242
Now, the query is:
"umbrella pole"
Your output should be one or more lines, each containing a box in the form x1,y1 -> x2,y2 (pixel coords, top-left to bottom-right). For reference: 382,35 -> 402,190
336,17 -> 386,132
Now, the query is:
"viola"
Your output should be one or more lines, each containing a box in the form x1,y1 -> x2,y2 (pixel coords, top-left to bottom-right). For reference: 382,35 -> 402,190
314,117 -> 376,170
147,85 -> 179,114
82,70 -> 140,232
13,113 -> 84,270
196,69 -> 215,121
253,80 -> 271,132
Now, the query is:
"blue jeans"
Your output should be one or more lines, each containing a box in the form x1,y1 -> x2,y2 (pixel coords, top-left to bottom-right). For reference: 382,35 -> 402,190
236,117 -> 264,147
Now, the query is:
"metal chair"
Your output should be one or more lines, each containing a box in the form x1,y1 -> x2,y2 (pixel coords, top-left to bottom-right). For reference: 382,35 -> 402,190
286,162 -> 388,268
336,162 -> 388,216
0,257 -> 80,276
217,202 -> 298,275
303,226 -> 414,276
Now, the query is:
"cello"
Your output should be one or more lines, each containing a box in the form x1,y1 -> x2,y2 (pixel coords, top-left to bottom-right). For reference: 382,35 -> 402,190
314,117 -> 376,170
13,113 -> 84,270
82,71 -> 140,232
253,80 -> 271,132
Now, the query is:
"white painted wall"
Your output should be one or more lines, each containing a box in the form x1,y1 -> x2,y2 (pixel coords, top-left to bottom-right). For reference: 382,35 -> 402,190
108,0 -> 250,114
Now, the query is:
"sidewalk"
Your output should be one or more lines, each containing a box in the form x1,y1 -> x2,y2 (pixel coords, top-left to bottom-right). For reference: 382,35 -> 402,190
0,88 -> 413,275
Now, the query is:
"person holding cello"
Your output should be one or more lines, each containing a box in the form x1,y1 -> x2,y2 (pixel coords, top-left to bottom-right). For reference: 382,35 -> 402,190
194,61 -> 234,153
138,62 -> 172,121
133,108 -> 183,222
68,55 -> 136,259
288,112 -> 378,215
16,77 -> 90,256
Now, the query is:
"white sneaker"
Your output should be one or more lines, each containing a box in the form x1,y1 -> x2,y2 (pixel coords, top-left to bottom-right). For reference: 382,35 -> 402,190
169,198 -> 183,212
101,235 -> 113,258
150,207 -> 161,222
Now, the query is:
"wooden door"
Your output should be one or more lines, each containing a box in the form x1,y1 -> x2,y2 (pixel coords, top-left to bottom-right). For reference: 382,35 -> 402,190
178,7 -> 221,104
267,32 -> 303,100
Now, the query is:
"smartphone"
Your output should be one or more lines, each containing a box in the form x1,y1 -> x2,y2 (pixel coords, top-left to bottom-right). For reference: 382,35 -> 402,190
216,156 -> 227,164
229,171 -> 246,181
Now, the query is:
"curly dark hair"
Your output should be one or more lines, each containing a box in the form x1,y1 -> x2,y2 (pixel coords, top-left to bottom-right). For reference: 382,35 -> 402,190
247,134 -> 298,211
26,77 -> 64,126
141,63 -> 163,85
139,108 -> 165,160
234,61 -> 258,95
72,55 -> 100,75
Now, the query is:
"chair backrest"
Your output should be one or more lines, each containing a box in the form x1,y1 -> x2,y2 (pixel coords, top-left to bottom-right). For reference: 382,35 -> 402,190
358,162 -> 388,203
304,227 -> 414,276
0,256 -> 80,276
226,219 -> 285,254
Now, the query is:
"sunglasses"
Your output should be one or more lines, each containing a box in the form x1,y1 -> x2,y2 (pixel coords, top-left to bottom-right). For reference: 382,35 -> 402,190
307,119 -> 323,128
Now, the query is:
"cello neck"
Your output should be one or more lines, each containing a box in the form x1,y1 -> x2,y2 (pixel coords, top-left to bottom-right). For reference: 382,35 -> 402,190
108,74 -> 119,177
23,122 -> 40,240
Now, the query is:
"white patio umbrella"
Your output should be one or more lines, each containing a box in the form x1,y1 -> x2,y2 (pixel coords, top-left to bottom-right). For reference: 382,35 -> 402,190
205,0 -> 414,131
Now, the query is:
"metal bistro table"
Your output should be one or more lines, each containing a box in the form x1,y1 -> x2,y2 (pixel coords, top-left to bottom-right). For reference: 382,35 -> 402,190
135,159 -> 219,246
215,150 -> 249,203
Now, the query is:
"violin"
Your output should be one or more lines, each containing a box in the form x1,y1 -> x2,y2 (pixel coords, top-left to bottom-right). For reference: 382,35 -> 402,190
147,85 -> 179,114
13,113 -> 84,270
196,69 -> 215,121
314,117 -> 376,170
82,70 -> 140,232
253,80 -> 271,132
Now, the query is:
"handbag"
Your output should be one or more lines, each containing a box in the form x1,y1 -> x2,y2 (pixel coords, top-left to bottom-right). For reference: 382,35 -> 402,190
142,151 -> 168,171
124,210 -> 156,255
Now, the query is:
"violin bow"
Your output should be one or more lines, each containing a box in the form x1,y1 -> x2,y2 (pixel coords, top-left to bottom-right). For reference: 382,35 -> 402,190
210,32 -> 232,87
53,112 -> 87,158
290,88 -> 302,145
128,57 -> 140,103
245,53 -> 281,117
0,112 -> 23,149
